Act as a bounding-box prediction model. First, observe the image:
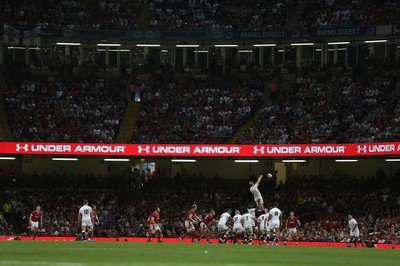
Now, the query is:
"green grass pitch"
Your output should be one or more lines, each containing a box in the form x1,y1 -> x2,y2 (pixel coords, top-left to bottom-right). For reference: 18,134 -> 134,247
0,241 -> 398,266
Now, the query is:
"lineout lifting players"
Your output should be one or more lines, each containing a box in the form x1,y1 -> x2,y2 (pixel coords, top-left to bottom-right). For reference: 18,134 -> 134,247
249,173 -> 273,210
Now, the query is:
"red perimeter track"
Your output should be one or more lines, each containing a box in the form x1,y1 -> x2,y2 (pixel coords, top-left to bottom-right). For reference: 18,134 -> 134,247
0,236 -> 398,249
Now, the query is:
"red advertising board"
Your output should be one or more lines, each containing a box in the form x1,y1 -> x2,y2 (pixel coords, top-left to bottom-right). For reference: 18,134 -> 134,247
1,142 -> 400,157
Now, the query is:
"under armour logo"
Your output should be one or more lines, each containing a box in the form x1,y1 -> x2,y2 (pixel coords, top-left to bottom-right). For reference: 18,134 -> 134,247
137,145 -> 150,154
16,144 -> 29,152
357,145 -> 367,154
253,146 -> 265,155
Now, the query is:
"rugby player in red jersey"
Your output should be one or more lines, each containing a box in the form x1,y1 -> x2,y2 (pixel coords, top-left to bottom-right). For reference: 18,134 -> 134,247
29,205 -> 43,240
197,210 -> 216,243
180,204 -> 201,243
92,205 -> 99,226
285,211 -> 301,245
147,207 -> 162,242
91,205 -> 99,241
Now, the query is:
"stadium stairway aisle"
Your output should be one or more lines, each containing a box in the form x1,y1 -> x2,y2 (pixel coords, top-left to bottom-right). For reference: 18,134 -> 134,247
115,72 -> 141,143
116,101 -> 141,143
284,2 -> 306,28
137,2 -> 151,29
0,71 -> 13,141
228,99 -> 271,143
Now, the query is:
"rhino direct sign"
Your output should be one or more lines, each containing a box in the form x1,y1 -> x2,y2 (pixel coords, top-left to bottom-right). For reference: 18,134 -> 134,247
0,142 -> 400,157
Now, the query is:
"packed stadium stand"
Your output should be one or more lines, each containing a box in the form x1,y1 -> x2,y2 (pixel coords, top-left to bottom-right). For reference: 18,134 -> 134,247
3,0 -> 397,30
131,76 -> 264,143
3,76 -> 127,142
0,0 -> 141,29
297,0 -> 399,28
237,67 -> 400,144
148,0 -> 296,30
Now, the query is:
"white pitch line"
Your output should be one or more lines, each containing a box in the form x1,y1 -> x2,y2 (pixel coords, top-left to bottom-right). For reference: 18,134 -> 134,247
0,262 -> 272,266
91,264 -> 269,266
0,261 -> 85,266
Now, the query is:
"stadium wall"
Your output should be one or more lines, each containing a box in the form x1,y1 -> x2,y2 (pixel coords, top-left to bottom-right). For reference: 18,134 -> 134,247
295,158 -> 397,178
2,157 -> 399,181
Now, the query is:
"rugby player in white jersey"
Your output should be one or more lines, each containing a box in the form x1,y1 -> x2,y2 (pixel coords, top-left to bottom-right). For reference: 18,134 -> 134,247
249,174 -> 264,209
78,199 -> 94,241
258,209 -> 269,245
268,203 -> 282,245
242,211 -> 256,244
232,210 -> 244,244
218,210 -> 232,244
247,208 -> 256,226
347,215 -> 360,247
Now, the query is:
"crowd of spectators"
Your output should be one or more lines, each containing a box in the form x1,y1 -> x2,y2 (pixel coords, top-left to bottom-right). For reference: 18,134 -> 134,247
238,67 -> 400,144
4,76 -> 127,142
2,167 -> 400,243
2,0 -> 399,31
148,0 -> 296,30
131,77 -> 264,143
297,0 -> 399,28
0,212 -> 13,236
1,0 -> 141,29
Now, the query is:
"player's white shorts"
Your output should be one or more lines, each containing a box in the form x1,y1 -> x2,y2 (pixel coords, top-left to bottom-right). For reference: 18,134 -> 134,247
288,228 -> 297,235
269,221 -> 280,229
259,225 -> 268,234
244,225 -> 253,234
31,221 -> 39,228
233,225 -> 244,234
254,197 -> 264,205
150,224 -> 161,232
81,218 -> 93,228
200,222 -> 209,231
350,228 -> 360,237
185,220 -> 195,232
218,223 -> 228,232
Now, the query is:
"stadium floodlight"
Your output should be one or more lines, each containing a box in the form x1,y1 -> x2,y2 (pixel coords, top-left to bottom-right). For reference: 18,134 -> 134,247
136,44 -> 161,47
328,48 -> 347,51
97,49 -> 130,52
234,159 -> 259,163
194,50 -> 208,53
335,159 -> 358,162
290,43 -> 314,46
171,159 -> 196,163
385,158 -> 400,162
315,48 -> 322,52
327,42 -> 350,45
97,43 -> 121,47
282,159 -> 306,163
253,44 -> 276,47
104,158 -> 130,162
214,44 -> 238,47
176,44 -> 200,47
364,40 -> 387,43
51,158 -> 78,161
0,157 -> 16,160
56,42 -> 81,46
7,46 -> 25,50
238,50 -> 253,53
